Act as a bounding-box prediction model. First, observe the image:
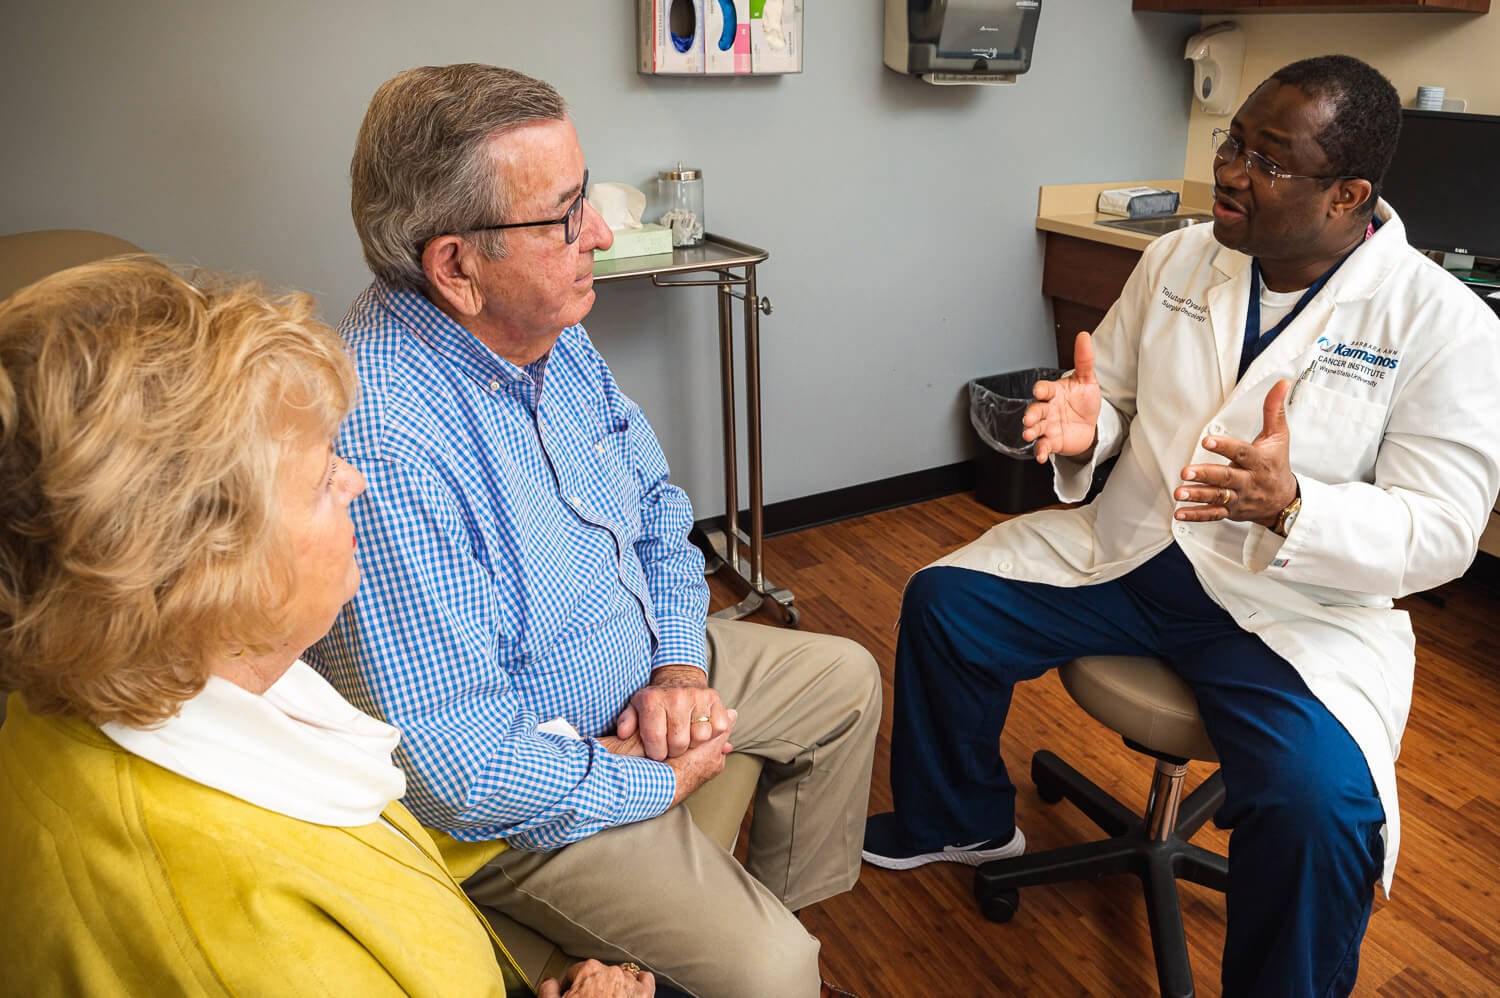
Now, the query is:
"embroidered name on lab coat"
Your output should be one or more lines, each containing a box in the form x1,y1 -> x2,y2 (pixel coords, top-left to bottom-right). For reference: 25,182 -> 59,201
1312,336 -> 1401,388
1160,285 -> 1208,323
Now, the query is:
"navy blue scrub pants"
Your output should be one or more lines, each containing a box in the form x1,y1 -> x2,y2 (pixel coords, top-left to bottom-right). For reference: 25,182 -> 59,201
889,545 -> 1385,998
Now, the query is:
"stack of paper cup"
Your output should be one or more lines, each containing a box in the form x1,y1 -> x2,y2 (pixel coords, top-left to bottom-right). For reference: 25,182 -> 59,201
1416,86 -> 1445,111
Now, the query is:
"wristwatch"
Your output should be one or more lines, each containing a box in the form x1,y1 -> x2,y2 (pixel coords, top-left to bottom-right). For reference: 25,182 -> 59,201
1273,496 -> 1302,538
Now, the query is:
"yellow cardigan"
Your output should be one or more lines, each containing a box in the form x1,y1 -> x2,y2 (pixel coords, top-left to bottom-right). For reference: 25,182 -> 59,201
0,694 -> 529,997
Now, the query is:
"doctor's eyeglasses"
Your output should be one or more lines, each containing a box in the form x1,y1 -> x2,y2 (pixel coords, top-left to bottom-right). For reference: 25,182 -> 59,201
1211,130 -> 1359,189
469,169 -> 589,245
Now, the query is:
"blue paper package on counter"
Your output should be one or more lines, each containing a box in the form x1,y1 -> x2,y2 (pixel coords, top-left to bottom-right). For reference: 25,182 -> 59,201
1097,186 -> 1181,219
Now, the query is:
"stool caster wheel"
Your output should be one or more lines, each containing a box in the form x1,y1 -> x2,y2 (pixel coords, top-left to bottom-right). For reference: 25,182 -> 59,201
1031,759 -> 1066,805
977,886 -> 1020,924
782,605 -> 801,627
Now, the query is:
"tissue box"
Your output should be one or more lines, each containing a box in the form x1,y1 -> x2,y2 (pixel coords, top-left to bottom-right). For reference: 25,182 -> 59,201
1097,187 -> 1180,219
640,0 -> 705,75
594,224 -> 674,263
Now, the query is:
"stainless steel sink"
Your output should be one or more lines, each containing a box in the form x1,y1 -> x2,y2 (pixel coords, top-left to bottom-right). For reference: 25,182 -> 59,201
1096,213 -> 1214,236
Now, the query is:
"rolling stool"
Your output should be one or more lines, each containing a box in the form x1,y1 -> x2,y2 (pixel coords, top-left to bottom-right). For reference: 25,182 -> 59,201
974,655 -> 1228,998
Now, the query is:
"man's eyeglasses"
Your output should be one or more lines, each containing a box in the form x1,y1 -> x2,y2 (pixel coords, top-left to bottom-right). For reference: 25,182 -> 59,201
1211,130 -> 1358,189
470,169 -> 589,245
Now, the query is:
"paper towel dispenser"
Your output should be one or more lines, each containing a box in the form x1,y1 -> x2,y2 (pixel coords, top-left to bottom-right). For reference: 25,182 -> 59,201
884,0 -> 1041,86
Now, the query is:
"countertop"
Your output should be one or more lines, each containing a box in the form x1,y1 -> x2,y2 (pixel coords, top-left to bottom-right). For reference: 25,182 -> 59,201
1035,179 -> 1215,251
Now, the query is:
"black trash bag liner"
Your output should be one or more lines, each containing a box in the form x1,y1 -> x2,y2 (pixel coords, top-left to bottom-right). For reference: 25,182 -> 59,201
968,368 -> 1063,460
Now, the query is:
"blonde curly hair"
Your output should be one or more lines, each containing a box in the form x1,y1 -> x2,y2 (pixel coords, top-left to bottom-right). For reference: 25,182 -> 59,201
0,257 -> 357,727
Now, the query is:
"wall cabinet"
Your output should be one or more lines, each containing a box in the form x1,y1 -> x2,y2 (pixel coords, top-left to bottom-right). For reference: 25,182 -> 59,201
1133,1 -> 1488,13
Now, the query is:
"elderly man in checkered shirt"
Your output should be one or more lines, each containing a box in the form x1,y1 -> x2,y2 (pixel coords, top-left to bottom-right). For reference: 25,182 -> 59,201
306,64 -> 880,998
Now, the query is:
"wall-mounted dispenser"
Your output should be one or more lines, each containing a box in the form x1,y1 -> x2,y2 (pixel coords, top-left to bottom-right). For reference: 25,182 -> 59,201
1184,21 -> 1242,116
640,0 -> 800,75
706,0 -> 750,74
750,0 -> 802,74
884,0 -> 1041,86
641,0 -> 706,75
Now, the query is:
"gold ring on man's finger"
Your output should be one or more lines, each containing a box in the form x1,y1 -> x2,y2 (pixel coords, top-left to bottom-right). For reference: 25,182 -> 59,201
691,715 -> 711,724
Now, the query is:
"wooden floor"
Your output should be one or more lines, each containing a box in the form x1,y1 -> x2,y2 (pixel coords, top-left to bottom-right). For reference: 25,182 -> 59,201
707,492 -> 1500,997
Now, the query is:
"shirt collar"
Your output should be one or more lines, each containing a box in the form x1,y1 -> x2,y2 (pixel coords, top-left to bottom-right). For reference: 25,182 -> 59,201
99,662 -> 407,827
373,278 -> 534,391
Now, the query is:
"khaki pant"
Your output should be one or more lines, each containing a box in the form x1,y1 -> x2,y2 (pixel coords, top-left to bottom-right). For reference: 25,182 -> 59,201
463,618 -> 881,998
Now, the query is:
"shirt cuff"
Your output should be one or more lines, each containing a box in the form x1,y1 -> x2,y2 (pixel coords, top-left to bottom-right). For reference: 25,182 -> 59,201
1245,475 -> 1314,574
1052,404 -> 1124,503
1243,521 -> 1289,573
610,753 -> 677,824
649,615 -> 708,674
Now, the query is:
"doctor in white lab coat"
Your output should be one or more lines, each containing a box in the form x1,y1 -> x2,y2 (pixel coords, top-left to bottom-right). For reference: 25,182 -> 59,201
861,56 -> 1500,998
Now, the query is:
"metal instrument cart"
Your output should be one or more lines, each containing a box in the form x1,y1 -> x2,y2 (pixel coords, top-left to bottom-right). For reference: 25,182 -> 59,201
593,235 -> 798,625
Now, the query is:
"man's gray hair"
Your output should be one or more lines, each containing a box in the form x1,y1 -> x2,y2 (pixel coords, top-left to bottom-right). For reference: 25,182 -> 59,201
351,64 -> 569,290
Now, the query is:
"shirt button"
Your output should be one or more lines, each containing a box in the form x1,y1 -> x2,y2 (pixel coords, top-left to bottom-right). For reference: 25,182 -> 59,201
1175,524 -> 1189,537
488,380 -> 501,392
596,442 -> 605,455
1209,422 -> 1225,435
997,561 -> 1013,573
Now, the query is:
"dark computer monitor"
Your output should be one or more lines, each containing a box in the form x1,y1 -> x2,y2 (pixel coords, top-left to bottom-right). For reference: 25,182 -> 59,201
1380,109 -> 1500,261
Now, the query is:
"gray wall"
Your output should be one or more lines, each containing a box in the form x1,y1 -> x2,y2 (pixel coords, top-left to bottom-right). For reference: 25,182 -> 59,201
0,1 -> 1195,515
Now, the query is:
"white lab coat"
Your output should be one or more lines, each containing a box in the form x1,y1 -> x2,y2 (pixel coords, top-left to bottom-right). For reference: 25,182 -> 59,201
933,202 -> 1500,889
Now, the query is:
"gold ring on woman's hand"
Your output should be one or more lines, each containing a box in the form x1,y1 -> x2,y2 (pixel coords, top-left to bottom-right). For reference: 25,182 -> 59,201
621,962 -> 642,977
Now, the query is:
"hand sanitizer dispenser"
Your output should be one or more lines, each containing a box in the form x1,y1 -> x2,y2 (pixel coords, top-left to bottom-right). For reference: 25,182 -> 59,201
1184,22 -> 1243,116
884,0 -> 1042,86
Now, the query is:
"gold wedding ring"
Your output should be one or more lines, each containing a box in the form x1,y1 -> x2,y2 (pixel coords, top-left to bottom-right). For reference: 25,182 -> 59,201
691,714 -> 711,724
1220,487 -> 1231,505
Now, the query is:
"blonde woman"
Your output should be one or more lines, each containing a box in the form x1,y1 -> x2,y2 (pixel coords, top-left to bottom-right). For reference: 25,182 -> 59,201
0,258 -> 653,998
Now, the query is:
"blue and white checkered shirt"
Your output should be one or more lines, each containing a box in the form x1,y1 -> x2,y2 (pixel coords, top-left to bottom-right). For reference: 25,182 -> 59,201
306,279 -> 708,850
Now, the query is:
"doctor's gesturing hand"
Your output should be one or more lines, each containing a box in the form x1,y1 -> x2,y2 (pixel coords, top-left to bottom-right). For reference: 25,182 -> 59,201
1175,379 -> 1299,528
1022,331 -> 1102,463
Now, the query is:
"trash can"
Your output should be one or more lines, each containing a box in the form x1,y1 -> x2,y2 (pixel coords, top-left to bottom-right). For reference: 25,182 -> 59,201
968,368 -> 1063,515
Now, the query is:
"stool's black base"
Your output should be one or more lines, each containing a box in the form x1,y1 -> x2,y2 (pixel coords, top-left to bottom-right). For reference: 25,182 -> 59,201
974,750 -> 1228,998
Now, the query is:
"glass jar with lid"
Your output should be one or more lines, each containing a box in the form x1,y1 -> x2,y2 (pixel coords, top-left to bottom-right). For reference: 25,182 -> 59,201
656,162 -> 705,248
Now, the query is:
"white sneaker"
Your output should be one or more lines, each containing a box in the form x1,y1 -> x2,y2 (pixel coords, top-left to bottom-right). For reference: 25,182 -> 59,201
861,826 -> 1026,871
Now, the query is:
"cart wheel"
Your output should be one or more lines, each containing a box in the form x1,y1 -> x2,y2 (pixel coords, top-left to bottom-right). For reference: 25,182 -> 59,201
977,887 -> 1020,924
782,605 -> 801,627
